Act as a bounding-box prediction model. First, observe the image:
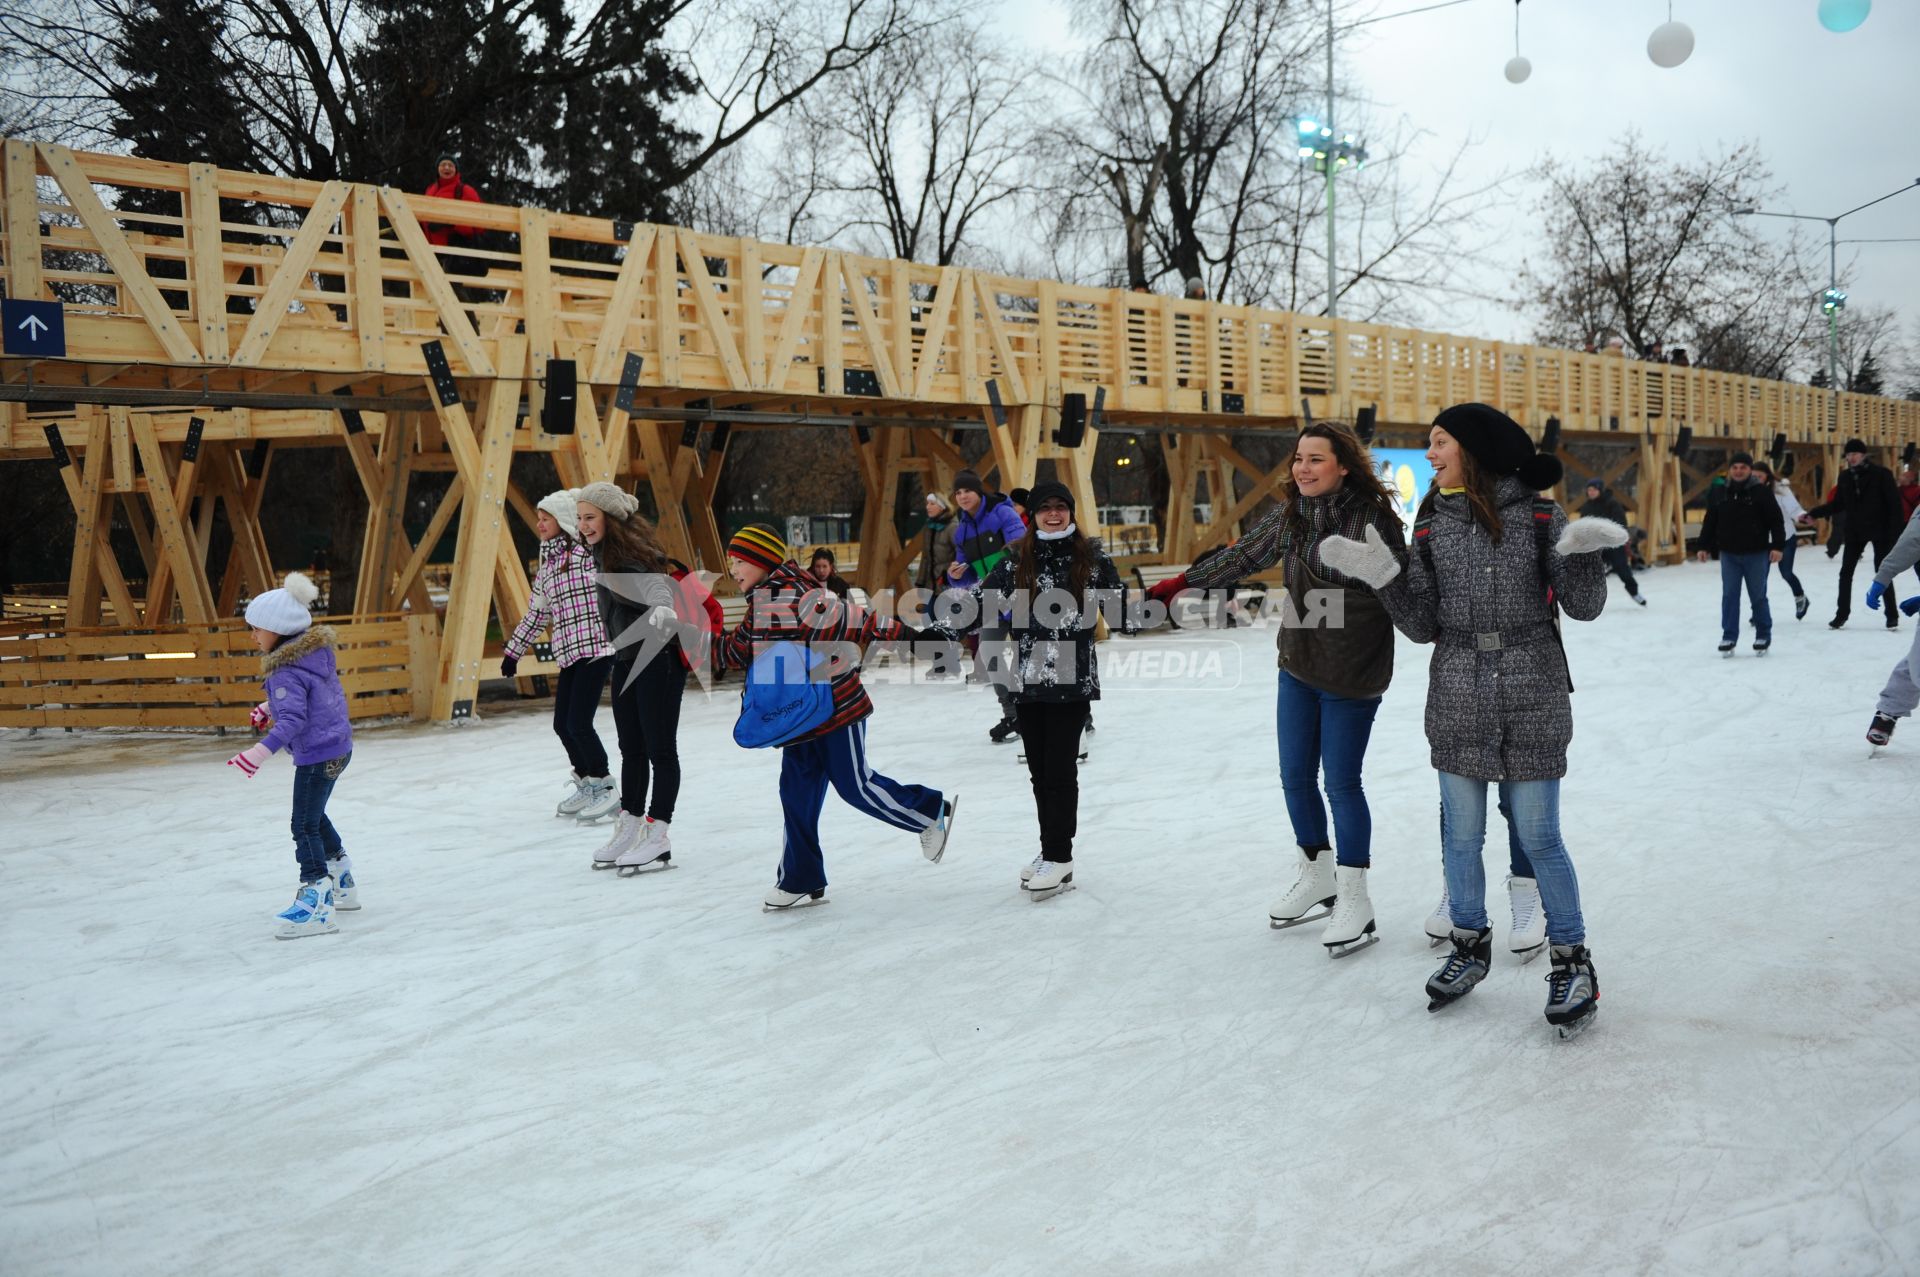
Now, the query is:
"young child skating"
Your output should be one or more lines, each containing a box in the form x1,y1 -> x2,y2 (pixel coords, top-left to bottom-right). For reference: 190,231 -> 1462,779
226,572 -> 357,939
501,489 -> 619,822
719,523 -> 957,911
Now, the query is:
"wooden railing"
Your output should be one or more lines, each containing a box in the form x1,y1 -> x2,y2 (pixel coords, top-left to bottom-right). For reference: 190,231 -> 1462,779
4,138 -> 1916,452
0,611 -> 437,729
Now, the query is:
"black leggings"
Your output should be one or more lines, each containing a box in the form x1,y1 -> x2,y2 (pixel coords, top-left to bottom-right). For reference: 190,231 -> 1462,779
611,652 -> 687,821
1015,700 -> 1090,862
553,657 -> 611,778
1837,536 -> 1899,623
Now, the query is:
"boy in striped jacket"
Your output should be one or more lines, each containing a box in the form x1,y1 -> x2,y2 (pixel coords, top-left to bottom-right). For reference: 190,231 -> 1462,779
502,490 -> 619,820
719,523 -> 958,911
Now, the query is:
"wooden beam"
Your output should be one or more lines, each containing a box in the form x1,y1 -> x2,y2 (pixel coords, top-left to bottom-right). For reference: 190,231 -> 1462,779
37,143 -> 202,363
3,139 -> 45,300
377,186 -> 495,377
764,248 -> 824,394
141,430 -> 212,622
588,224 -> 657,385
128,412 -> 215,622
185,162 -> 231,361
911,267 -> 961,401
838,256 -> 902,400
229,180 -> 349,366
390,474 -> 464,606
348,185 -> 387,372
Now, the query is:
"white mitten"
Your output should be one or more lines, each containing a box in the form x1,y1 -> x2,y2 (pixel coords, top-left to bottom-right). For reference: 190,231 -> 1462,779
1319,524 -> 1401,589
1555,517 -> 1628,556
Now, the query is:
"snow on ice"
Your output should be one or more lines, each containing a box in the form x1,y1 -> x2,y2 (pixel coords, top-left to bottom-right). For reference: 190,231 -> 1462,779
2,556 -> 1917,1274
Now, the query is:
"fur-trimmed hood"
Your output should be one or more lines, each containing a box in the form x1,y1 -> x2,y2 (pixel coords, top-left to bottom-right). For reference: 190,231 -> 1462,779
262,623 -> 338,675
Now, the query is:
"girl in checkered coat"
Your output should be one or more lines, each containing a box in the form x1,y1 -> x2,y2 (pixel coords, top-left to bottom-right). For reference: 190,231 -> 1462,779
502,490 -> 620,821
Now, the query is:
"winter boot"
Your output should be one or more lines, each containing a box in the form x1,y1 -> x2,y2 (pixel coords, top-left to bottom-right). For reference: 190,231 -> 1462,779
1268,845 -> 1336,929
591,811 -> 644,869
328,854 -> 360,911
275,877 -> 339,940
574,776 -> 621,822
1424,888 -> 1453,947
1544,943 -> 1599,1039
1868,713 -> 1897,747
1026,858 -> 1075,900
764,884 -> 828,912
1425,926 -> 1492,1011
1321,864 -> 1377,958
1506,875 -> 1546,960
615,818 -> 674,874
919,796 -> 959,863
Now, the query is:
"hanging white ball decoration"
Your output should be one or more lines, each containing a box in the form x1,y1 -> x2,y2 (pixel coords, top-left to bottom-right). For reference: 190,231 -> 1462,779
1647,20 -> 1695,67
1504,56 -> 1533,84
1817,0 -> 1870,33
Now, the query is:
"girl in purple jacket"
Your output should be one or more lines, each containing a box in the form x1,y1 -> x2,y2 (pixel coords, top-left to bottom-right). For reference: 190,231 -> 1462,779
501,490 -> 619,821
227,572 -> 358,939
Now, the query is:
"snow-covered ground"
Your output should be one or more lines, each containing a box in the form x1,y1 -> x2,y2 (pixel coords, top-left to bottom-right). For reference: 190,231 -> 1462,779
4,556 -> 1917,1275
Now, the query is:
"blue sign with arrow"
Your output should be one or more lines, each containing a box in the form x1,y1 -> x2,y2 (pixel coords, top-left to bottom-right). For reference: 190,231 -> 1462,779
3,298 -> 66,358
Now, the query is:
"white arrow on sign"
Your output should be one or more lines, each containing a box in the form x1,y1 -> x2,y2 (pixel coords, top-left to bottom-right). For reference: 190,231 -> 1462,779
18,315 -> 48,339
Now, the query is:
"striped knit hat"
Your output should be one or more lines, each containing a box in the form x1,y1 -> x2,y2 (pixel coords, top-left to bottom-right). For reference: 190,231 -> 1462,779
727,523 -> 789,572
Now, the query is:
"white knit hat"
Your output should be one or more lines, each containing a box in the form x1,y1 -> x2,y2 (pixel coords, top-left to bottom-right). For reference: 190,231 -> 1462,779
572,481 -> 641,520
245,571 -> 320,636
537,489 -> 581,539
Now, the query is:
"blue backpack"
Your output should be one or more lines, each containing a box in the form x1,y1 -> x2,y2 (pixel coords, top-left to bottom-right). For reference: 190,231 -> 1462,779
732,640 -> 836,748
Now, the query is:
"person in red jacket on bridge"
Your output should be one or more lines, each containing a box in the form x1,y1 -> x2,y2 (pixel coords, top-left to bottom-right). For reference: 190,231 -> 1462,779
422,157 -> 481,248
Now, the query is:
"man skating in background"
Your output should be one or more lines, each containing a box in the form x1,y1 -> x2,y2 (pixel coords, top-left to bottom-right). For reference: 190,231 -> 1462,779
1806,439 -> 1905,629
1696,452 -> 1784,655
1580,478 -> 1645,606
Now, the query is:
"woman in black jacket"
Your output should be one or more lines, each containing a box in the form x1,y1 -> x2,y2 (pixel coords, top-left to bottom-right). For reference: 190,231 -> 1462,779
936,480 -> 1129,898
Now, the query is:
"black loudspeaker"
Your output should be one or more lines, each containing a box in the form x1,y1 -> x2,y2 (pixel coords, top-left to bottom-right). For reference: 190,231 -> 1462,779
1770,432 -> 1789,463
1540,416 -> 1561,455
1903,441 -> 1917,468
1355,405 -> 1377,443
1780,451 -> 1796,478
542,359 -> 577,434
1670,426 -> 1693,461
855,423 -> 872,445
1055,393 -> 1088,448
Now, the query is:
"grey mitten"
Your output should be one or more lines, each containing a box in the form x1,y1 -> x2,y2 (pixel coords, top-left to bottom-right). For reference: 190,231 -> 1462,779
1318,524 -> 1401,588
1555,517 -> 1628,556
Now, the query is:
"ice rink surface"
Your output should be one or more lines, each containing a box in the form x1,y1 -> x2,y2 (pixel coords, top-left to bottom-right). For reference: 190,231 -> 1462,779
3,556 -> 1917,1275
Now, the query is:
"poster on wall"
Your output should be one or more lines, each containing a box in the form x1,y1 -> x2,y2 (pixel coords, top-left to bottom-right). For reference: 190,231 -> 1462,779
1370,448 -> 1435,535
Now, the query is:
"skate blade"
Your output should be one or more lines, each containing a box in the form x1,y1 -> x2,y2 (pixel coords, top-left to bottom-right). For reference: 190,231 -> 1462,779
1029,883 -> 1076,902
1552,1009 -> 1598,1041
1269,903 -> 1334,930
1510,942 -> 1547,964
616,858 -> 674,877
590,859 -> 621,870
763,895 -> 829,913
1426,933 -> 1447,948
275,921 -> 340,940
1325,931 -> 1379,959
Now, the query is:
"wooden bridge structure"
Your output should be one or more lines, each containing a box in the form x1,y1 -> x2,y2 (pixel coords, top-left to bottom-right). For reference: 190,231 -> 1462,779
3,139 -> 1916,727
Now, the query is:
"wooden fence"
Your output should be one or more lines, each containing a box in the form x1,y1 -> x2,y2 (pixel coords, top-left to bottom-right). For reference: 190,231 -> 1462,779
0,612 -> 437,729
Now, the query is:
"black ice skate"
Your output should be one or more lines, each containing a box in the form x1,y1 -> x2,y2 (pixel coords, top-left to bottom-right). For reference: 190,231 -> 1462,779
1544,943 -> 1599,1040
1425,926 -> 1492,1012
988,717 -> 1018,744
1753,638 -> 1770,655
1717,641 -> 1735,657
1868,713 -> 1897,756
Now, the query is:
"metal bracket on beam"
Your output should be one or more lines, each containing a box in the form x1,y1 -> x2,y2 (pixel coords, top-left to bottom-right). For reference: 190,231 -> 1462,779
42,423 -> 72,468
182,416 -> 205,461
985,378 -> 1007,426
421,341 -> 461,407
614,352 -> 644,414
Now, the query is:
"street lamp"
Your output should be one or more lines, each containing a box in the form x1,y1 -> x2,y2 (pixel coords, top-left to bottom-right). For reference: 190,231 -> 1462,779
1734,178 -> 1920,394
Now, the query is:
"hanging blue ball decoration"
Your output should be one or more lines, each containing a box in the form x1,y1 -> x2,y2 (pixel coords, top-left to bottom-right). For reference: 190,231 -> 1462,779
1818,0 -> 1871,33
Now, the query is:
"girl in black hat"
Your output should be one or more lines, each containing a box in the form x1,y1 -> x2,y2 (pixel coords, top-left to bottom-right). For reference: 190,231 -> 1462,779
932,480 -> 1129,899
1320,403 -> 1626,1036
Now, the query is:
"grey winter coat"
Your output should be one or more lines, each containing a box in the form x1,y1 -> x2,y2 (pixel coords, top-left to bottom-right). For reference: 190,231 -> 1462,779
1378,476 -> 1607,782
1873,505 -> 1920,586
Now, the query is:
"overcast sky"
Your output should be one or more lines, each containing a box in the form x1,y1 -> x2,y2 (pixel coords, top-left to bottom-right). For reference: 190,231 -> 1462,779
991,0 -> 1920,359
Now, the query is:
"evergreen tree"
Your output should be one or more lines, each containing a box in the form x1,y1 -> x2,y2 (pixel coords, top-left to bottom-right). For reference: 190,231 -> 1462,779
1850,348 -> 1885,396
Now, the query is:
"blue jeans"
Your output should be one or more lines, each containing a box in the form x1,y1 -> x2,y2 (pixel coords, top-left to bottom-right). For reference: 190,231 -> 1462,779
1437,771 -> 1584,945
1775,537 -> 1804,600
1720,551 -> 1772,643
1274,670 -> 1380,867
290,752 -> 350,882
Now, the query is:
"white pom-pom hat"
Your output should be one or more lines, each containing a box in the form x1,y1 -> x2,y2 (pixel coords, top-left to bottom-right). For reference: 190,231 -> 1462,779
245,571 -> 320,636
537,489 -> 581,539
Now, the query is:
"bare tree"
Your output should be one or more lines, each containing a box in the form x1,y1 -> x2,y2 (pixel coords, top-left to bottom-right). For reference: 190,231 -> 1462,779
1518,135 -> 1823,378
805,23 -> 1036,265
